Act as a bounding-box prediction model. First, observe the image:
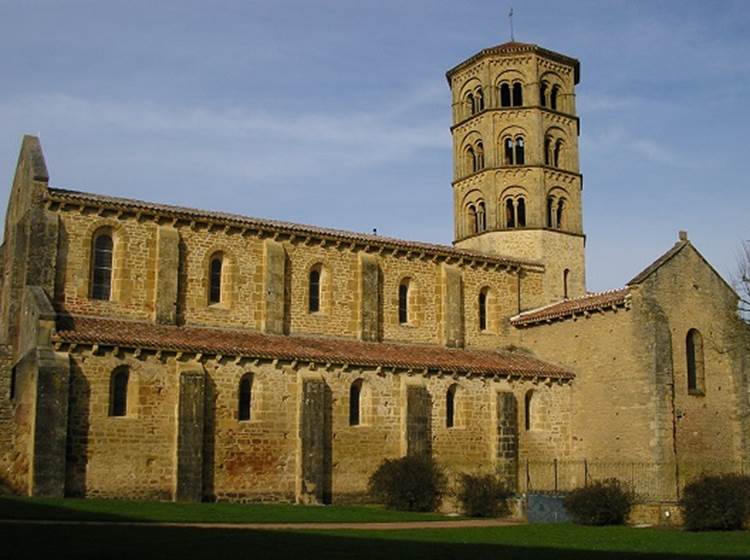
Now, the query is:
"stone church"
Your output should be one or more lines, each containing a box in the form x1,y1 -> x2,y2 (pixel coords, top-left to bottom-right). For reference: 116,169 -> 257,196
1,41 -> 748,505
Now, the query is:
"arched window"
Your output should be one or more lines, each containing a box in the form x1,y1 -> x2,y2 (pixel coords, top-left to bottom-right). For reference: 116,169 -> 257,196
349,379 -> 363,426
467,205 -> 478,234
209,254 -> 223,305
546,197 -> 555,228
466,92 -> 475,116
500,83 -> 511,107
544,137 -> 551,165
398,280 -> 410,324
514,137 -> 525,165
238,373 -> 253,421
512,82 -> 523,106
524,389 -> 534,431
475,141 -> 485,170
505,199 -> 515,228
540,82 -> 548,107
91,231 -> 113,300
446,384 -> 458,428
563,269 -> 570,299
109,367 -> 129,417
476,201 -> 486,232
686,329 -> 705,394
475,89 -> 484,112
554,140 -> 563,167
517,197 -> 526,227
309,266 -> 321,313
556,199 -> 565,229
504,138 -> 514,165
478,289 -> 488,331
465,146 -> 476,174
550,85 -> 560,110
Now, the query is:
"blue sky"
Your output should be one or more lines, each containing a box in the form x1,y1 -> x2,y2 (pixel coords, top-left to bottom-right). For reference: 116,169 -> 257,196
1,0 -> 748,292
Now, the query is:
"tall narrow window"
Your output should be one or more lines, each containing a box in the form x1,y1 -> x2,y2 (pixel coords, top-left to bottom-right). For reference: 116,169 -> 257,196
515,137 -> 525,165
466,146 -> 476,174
110,367 -> 129,417
309,267 -> 321,313
554,140 -> 562,167
467,205 -> 477,234
209,254 -> 222,305
550,85 -> 559,110
505,199 -> 515,228
9,367 -> 17,401
475,141 -> 485,170
556,199 -> 565,229
517,197 -> 526,227
398,281 -> 409,324
446,384 -> 458,428
91,232 -> 113,300
504,138 -> 514,164
239,373 -> 253,421
478,289 -> 488,331
563,269 -> 570,299
544,137 -> 551,165
546,197 -> 555,228
524,390 -> 533,431
686,329 -> 705,394
540,82 -> 548,107
512,82 -> 523,106
349,379 -> 363,426
475,89 -> 484,112
476,201 -> 486,232
466,92 -> 475,115
500,83 -> 511,107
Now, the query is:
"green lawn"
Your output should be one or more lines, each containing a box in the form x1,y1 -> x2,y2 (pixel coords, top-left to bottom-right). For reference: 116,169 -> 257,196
0,496 -> 454,524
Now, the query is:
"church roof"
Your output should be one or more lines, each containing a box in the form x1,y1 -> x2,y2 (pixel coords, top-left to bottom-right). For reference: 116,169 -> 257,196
510,288 -> 631,327
446,41 -> 580,85
627,238 -> 689,285
54,314 -> 573,380
46,187 -> 542,271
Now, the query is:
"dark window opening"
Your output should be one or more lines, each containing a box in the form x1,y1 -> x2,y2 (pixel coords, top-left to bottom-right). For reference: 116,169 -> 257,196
517,197 -> 526,227
544,137 -> 551,165
466,146 -> 476,173
505,199 -> 515,228
468,205 -> 477,234
91,233 -> 113,300
546,197 -> 554,228
500,83 -> 511,107
399,282 -> 409,324
556,199 -> 565,229
309,268 -> 321,312
504,138 -> 514,165
554,140 -> 562,167
686,329 -> 705,394
512,82 -> 523,106
10,366 -> 17,401
563,269 -> 570,299
550,85 -> 559,110
349,380 -> 362,426
475,141 -> 484,170
524,390 -> 533,431
446,384 -> 457,428
476,90 -> 484,112
540,83 -> 547,107
110,368 -> 129,417
466,92 -> 475,115
239,374 -> 253,421
209,256 -> 222,305
476,201 -> 486,232
515,137 -> 525,165
479,291 -> 487,331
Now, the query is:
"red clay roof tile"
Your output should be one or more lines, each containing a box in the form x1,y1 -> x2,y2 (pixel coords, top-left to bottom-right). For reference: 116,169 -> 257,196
511,288 -> 631,327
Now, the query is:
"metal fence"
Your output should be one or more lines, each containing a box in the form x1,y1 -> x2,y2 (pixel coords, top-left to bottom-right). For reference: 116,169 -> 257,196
523,460 -> 750,502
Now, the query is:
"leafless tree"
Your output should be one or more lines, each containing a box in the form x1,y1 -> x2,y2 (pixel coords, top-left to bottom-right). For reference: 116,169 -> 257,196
738,241 -> 750,324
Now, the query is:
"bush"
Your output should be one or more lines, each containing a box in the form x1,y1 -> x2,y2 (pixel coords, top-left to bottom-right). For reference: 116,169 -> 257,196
563,479 -> 633,525
456,474 -> 512,517
368,455 -> 446,512
680,473 -> 750,531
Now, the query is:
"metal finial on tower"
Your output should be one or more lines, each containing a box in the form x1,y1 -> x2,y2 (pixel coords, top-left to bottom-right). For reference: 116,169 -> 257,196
508,7 -> 515,41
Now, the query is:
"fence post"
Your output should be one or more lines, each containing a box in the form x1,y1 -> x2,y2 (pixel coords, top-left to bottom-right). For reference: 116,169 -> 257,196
554,458 -> 558,493
584,459 -> 588,486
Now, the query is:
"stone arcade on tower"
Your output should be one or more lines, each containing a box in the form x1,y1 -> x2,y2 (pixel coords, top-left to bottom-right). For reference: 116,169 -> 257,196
1,41 -> 748,505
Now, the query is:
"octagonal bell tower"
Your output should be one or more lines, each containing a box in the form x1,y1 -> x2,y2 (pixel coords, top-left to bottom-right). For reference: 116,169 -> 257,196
447,42 -> 585,304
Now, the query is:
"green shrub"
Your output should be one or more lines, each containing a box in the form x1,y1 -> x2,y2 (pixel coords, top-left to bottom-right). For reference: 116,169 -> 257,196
563,479 -> 633,525
680,473 -> 750,531
368,455 -> 446,512
456,474 -> 512,517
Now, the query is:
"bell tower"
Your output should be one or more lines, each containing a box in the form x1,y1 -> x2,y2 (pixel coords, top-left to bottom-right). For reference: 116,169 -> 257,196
446,42 -> 585,304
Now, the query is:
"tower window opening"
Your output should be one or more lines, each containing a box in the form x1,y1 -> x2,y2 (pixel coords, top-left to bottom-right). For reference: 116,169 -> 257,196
515,137 -> 525,165
349,379 -> 363,426
109,367 -> 129,417
465,146 -> 476,175
512,82 -> 523,106
505,198 -> 516,228
504,138 -> 514,165
398,281 -> 410,324
553,140 -> 563,168
467,204 -> 478,235
686,329 -> 705,394
475,89 -> 484,112
479,289 -> 488,331
544,137 -> 551,165
546,197 -> 555,228
517,197 -> 526,227
446,384 -> 458,428
466,92 -> 475,116
476,201 -> 486,232
309,267 -> 321,313
209,254 -> 223,305
475,141 -> 485,170
556,199 -> 565,229
550,85 -> 559,110
563,269 -> 570,299
91,231 -> 113,301
524,389 -> 534,431
540,82 -> 548,107
500,83 -> 511,107
239,373 -> 253,421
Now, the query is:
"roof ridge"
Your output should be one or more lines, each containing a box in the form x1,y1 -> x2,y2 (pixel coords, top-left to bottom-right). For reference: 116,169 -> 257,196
512,287 -> 630,320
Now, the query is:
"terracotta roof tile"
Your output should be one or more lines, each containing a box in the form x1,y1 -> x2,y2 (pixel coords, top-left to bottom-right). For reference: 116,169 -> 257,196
511,288 -> 631,327
54,315 -> 573,379
46,187 -> 541,269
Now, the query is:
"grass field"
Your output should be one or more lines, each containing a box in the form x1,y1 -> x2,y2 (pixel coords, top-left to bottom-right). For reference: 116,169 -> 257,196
2,498 -> 750,560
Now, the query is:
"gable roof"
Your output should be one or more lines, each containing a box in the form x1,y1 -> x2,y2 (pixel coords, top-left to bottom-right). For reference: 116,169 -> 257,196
510,288 -> 631,327
54,314 -> 573,380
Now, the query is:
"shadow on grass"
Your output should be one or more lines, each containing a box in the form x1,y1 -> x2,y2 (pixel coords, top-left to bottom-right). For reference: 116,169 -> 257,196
3,523 -> 749,560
